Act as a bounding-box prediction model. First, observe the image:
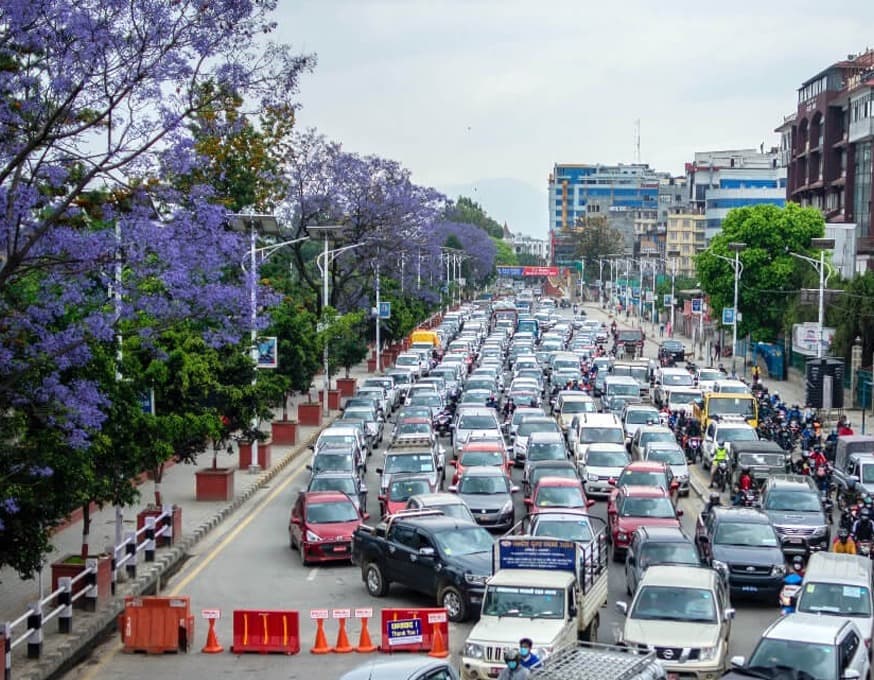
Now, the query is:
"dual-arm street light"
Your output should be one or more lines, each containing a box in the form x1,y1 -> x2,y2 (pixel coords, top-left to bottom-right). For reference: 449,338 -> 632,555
709,242 -> 746,374
666,249 -> 681,337
789,237 -> 836,360
598,255 -> 623,309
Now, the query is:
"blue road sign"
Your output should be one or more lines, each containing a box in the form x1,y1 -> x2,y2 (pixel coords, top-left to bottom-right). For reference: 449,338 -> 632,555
722,307 -> 735,325
378,301 -> 391,319
663,294 -> 673,308
692,298 -> 703,314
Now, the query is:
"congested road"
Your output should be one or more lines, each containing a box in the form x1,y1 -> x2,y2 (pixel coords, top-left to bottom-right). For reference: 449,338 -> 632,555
69,301 -> 791,680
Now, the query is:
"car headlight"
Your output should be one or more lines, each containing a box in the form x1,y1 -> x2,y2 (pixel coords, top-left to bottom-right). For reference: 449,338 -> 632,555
305,530 -> 322,542
617,532 -> 628,541
712,559 -> 729,575
463,642 -> 485,659
678,474 -> 689,482
811,526 -> 828,537
464,573 -> 488,585
501,500 -> 513,515
698,645 -> 719,661
771,564 -> 786,577
587,473 -> 599,482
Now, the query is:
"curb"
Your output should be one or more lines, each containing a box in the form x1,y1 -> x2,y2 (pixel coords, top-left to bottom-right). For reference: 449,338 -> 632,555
16,416 -> 334,680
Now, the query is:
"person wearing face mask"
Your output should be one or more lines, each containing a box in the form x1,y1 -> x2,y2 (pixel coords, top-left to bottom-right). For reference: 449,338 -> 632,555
518,638 -> 542,669
497,648 -> 530,680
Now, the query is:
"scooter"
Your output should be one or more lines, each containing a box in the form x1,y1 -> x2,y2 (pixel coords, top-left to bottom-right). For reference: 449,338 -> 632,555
711,460 -> 729,493
779,582 -> 801,615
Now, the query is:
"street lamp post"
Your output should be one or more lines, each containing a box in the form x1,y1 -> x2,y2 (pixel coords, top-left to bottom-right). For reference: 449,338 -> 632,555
789,238 -> 836,360
707,242 -> 746,374
667,249 -> 681,337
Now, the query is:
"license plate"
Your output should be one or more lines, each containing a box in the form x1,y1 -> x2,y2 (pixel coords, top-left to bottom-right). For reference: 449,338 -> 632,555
742,585 -> 758,592
334,545 -> 348,552
668,674 -> 679,680
489,667 -> 502,678
786,538 -> 803,545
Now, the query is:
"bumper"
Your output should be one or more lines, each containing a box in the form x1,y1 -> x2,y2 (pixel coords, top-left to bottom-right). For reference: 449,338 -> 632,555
584,481 -> 614,497
657,663 -> 723,680
471,512 -> 515,531
727,574 -> 783,599
778,532 -> 829,555
301,540 -> 353,563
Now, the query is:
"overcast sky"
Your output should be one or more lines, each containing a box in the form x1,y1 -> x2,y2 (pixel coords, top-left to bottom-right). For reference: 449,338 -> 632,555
277,0 -> 874,237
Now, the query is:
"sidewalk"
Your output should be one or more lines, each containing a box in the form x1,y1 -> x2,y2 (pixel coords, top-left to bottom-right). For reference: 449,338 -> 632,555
0,361 -> 374,680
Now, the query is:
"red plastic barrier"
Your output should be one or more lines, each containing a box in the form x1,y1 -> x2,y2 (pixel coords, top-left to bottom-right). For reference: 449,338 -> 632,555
379,608 -> 448,653
119,596 -> 194,654
231,609 -> 300,655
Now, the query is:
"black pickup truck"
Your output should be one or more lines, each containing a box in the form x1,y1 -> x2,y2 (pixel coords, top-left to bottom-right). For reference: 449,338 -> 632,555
351,510 -> 494,622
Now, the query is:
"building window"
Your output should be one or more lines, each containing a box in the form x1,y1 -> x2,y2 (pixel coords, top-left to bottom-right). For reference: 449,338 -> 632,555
854,141 -> 872,237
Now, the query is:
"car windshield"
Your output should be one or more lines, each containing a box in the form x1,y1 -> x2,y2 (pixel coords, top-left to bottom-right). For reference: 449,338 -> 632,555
344,408 -> 374,421
385,454 -> 434,474
312,454 -> 353,473
647,448 -> 685,465
306,501 -> 359,524
482,586 -> 564,619
410,394 -> 442,407
608,384 -> 639,396
619,471 -> 664,487
631,586 -> 716,623
719,427 -> 757,442
518,421 -> 556,437
641,432 -> 675,447
433,526 -> 494,556
459,475 -> 508,495
764,490 -> 822,512
798,582 -> 872,617
737,453 -> 785,468
662,374 -> 693,386
466,380 -> 494,391
619,496 -> 676,518
748,639 -> 836,680
388,373 -> 411,385
709,397 -> 755,418
862,464 -> 874,484
536,485 -> 584,507
528,443 -> 566,462
562,400 -> 595,414
630,368 -> 648,383
626,410 -> 659,424
396,422 -> 431,436
698,370 -> 723,382
532,519 -> 593,543
714,522 -> 779,547
668,392 -> 698,405
586,450 -> 629,467
579,427 -> 624,445
531,468 -> 578,486
396,355 -> 418,366
309,477 -> 356,495
459,415 -> 498,430
319,434 -> 357,446
389,479 -> 431,501
639,543 -> 699,567
461,451 -> 504,467
431,503 -> 474,522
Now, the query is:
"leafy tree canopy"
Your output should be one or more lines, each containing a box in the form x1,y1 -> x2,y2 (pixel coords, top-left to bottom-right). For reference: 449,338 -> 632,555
492,238 -> 519,266
444,196 -> 504,239
571,215 -> 625,281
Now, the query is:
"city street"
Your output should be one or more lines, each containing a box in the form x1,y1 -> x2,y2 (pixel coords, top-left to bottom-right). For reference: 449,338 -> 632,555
69,302 -> 792,680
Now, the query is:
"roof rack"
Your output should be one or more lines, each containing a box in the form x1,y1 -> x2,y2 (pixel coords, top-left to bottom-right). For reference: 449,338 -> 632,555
531,642 -> 660,680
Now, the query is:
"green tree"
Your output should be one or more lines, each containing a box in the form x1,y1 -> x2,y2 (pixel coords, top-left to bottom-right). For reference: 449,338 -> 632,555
445,196 -> 504,239
827,272 -> 874,361
695,203 -> 825,343
492,238 -> 519,266
320,309 -> 369,377
571,215 -> 624,281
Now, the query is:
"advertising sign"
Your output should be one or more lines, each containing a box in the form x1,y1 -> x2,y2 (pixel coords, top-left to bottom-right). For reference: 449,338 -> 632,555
496,538 -> 577,572
522,266 -> 559,277
792,322 -> 836,356
256,336 -> 278,369
497,266 -> 524,277
386,618 -> 423,646
663,294 -> 673,308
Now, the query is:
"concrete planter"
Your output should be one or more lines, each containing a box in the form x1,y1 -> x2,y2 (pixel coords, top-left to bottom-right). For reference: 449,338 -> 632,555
238,439 -> 272,470
367,358 -> 377,373
136,505 -> 182,547
297,402 -> 322,426
51,554 -> 112,610
271,420 -> 298,446
195,467 -> 235,502
336,377 -> 357,398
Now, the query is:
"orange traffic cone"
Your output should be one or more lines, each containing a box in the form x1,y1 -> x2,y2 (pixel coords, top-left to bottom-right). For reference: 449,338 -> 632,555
201,619 -> 224,654
355,617 -> 377,653
428,625 -> 449,659
310,619 -> 331,654
333,616 -> 354,653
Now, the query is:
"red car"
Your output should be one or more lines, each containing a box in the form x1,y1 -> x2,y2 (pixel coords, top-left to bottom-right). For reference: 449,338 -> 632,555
289,490 -> 365,565
450,440 -> 510,484
606,485 -> 683,562
524,476 -> 595,516
607,460 -> 679,505
378,474 -> 436,516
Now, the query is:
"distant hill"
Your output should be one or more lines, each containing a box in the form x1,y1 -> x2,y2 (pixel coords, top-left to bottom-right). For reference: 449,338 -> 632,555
440,177 -> 546,239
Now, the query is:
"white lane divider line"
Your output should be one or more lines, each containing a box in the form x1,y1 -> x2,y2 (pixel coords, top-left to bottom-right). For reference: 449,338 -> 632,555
307,568 -> 319,581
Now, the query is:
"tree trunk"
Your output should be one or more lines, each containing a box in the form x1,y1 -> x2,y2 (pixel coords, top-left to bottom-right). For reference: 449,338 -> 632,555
81,503 -> 91,559
282,391 -> 289,421
152,461 -> 165,506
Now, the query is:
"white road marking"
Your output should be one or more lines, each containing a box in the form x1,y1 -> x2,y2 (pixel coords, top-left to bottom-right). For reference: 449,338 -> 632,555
307,568 -> 320,581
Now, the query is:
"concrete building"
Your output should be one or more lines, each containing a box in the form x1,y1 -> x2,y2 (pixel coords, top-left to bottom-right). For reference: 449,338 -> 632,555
684,149 -> 787,241
511,234 -> 548,262
778,48 -> 874,269
548,163 -> 668,262
665,208 -> 707,277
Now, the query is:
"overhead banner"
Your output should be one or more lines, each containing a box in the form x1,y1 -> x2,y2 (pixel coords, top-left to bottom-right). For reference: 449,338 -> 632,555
792,322 -> 836,356
497,266 -> 524,277
522,266 -> 559,277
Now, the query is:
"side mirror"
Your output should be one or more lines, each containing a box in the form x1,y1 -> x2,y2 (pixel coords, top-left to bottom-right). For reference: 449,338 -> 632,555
615,601 -> 628,617
448,485 -> 458,493
724,607 -> 736,621
607,477 -> 616,486
510,485 -> 521,494
290,516 -> 301,525
375,468 -> 383,474
308,444 -> 315,451
419,547 -> 436,557
842,671 -> 861,680
377,495 -> 386,502
305,464 -> 313,471
698,534 -> 710,544
523,498 -> 533,506
586,499 -> 596,508
449,460 -> 457,467
676,509 -> 684,517
730,656 -> 746,669
362,512 -> 371,521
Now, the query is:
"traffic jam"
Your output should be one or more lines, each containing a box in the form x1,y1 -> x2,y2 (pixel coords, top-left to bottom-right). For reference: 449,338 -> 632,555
299,291 -> 873,680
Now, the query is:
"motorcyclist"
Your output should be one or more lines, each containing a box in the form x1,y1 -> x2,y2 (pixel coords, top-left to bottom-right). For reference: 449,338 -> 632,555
518,638 -> 542,670
733,466 -> 754,506
497,648 -> 530,680
787,403 -> 803,424
502,397 -> 516,420
702,492 -> 722,520
486,393 -> 499,409
710,441 -> 729,488
780,557 -> 805,615
838,416 -> 855,437
833,527 -> 857,555
852,507 -> 874,543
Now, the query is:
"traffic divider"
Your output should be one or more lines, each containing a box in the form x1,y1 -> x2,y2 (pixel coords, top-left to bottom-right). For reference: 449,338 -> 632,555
231,609 -> 300,655
119,596 -> 194,654
379,608 -> 448,654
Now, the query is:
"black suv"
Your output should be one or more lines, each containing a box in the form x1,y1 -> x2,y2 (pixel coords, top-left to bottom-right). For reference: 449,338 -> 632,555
695,506 -> 785,601
760,474 -> 830,555
624,526 -> 700,596
657,340 -> 686,366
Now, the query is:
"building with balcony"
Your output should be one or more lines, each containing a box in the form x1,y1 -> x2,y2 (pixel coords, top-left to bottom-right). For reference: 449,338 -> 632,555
684,149 -> 787,241
665,208 -> 707,277
511,234 -> 548,262
778,48 -> 874,267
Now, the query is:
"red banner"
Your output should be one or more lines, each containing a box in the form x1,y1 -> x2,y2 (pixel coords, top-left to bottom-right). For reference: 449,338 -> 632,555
522,266 -> 559,277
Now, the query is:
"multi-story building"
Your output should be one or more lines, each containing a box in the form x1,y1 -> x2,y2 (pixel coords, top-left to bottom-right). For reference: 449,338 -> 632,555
777,48 -> 874,268
511,234 -> 548,262
548,163 -> 668,263
665,208 -> 707,277
684,149 -> 787,241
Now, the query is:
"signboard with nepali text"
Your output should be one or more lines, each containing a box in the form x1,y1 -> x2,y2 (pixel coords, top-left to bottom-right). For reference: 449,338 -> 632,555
386,618 -> 423,646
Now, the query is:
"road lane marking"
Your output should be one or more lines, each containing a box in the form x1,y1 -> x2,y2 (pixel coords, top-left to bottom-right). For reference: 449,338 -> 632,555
307,568 -> 319,581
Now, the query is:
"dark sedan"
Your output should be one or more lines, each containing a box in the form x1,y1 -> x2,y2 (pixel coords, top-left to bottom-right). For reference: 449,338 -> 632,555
657,339 -> 686,366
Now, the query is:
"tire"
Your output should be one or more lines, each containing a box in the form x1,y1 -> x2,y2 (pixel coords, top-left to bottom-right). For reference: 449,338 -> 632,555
300,544 -> 309,567
611,544 -> 624,563
439,585 -> 468,623
579,613 -> 599,642
364,562 -> 389,597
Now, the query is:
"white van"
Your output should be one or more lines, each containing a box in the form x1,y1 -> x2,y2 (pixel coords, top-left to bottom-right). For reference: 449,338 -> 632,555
796,551 -> 874,647
601,375 -> 641,412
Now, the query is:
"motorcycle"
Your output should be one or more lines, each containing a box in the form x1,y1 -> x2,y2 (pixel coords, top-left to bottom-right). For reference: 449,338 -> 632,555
857,540 -> 873,558
735,487 -> 759,507
432,412 -> 452,438
684,437 -> 702,464
779,583 -> 801,615
712,460 -> 729,493
821,491 -> 835,523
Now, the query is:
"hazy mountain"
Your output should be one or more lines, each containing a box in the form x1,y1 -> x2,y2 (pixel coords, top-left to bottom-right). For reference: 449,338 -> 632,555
439,177 -> 547,239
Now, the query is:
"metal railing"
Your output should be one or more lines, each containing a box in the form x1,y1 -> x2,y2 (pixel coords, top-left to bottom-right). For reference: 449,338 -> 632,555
3,505 -> 176,679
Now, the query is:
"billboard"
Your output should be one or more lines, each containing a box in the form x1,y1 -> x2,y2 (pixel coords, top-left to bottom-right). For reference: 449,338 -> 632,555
522,266 -> 559,277
792,322 -> 836,356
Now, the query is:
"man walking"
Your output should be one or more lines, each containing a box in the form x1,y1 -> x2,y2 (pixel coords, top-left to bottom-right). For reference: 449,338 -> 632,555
712,340 -> 721,363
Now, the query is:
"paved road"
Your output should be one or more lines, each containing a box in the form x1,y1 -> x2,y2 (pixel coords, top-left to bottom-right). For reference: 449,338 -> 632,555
67,303 -> 787,680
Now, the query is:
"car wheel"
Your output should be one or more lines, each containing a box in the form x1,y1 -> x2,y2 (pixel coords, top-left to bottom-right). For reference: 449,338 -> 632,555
364,562 -> 389,597
579,613 -> 599,642
300,544 -> 309,567
611,544 -> 623,563
439,585 -> 468,622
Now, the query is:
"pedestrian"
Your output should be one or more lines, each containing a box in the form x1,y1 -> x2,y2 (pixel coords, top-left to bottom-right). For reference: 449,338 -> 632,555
713,340 -> 721,363
666,321 -> 672,337
752,364 -> 761,385
659,323 -> 664,337
518,638 -> 542,669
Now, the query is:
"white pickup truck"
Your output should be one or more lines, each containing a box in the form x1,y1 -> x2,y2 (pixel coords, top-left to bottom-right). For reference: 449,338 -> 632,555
461,533 -> 609,680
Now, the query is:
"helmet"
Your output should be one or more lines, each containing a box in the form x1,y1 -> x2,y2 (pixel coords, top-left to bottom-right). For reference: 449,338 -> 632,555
862,507 -> 871,519
741,466 -> 751,475
504,648 -> 520,662
709,492 -> 721,506
865,495 -> 874,508
792,555 -> 804,571
801,450 -> 810,459
718,441 -> 725,448
839,528 -> 850,540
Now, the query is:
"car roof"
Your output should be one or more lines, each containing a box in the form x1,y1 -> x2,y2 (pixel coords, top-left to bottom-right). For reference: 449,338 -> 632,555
641,565 -> 718,588
303,491 -> 353,504
460,441 -> 505,451
620,485 -> 669,498
489,569 -> 575,588
711,507 -> 771,524
766,474 -> 817,489
624,461 -> 668,472
528,431 -> 564,442
587,443 -> 629,453
339,656 -> 453,680
461,465 -> 506,477
408,493 -> 465,506
763,612 -> 856,644
638,425 -> 673,434
536,476 -> 582,487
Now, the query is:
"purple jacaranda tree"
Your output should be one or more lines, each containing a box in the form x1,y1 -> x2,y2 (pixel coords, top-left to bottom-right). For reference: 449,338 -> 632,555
0,0 -> 314,576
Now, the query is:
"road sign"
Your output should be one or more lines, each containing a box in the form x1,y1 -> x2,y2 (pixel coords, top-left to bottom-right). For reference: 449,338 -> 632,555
722,307 -> 735,325
692,298 -> 703,314
378,301 -> 391,319
354,608 -> 373,619
201,609 -> 221,620
309,609 -> 329,620
332,608 -> 351,619
663,294 -> 673,308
